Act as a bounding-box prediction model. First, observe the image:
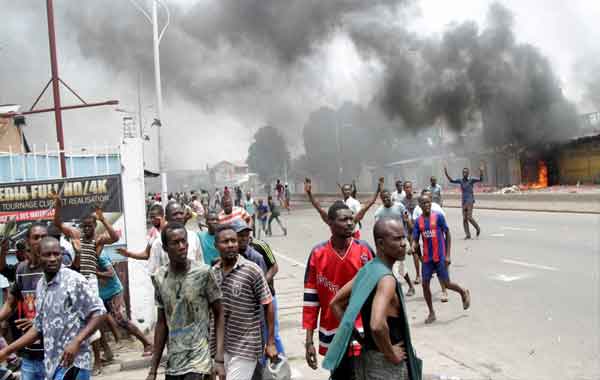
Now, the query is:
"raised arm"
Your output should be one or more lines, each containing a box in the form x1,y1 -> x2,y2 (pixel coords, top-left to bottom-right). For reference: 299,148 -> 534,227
473,163 -> 485,183
116,244 -> 151,261
304,178 -> 328,224
52,192 -> 80,240
96,207 -> 119,245
443,166 -> 456,183
354,177 -> 384,223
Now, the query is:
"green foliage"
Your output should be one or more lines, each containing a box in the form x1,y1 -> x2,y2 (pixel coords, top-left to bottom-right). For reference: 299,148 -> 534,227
246,126 -> 290,183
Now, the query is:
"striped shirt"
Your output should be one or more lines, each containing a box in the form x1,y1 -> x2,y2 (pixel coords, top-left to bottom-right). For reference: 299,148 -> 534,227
212,256 -> 272,360
79,239 -> 98,278
217,207 -> 251,225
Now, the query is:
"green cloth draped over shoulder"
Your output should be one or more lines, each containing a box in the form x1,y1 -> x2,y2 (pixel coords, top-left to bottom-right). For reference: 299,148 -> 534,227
322,257 -> 422,380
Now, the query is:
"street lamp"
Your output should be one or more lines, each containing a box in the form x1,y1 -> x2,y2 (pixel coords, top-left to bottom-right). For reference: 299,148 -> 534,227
128,0 -> 170,206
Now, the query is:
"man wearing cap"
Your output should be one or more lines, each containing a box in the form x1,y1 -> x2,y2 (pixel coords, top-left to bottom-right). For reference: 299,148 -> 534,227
231,220 -> 267,274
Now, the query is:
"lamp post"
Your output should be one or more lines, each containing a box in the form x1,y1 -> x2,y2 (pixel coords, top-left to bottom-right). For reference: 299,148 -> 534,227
129,0 -> 170,205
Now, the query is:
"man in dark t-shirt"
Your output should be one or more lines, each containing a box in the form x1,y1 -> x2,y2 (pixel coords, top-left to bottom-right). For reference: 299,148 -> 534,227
0,223 -> 47,380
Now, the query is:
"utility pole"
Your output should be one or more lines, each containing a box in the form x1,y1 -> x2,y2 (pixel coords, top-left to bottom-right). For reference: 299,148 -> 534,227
151,1 -> 168,206
46,0 -> 66,177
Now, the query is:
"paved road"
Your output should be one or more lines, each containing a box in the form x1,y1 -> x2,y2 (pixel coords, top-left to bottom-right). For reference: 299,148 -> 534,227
261,206 -> 599,380
99,206 -> 599,380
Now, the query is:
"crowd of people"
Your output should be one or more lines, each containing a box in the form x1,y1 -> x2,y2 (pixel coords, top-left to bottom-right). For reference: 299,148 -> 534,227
0,167 -> 482,380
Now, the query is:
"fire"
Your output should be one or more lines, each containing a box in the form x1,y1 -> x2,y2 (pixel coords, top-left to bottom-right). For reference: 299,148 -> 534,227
525,160 -> 548,189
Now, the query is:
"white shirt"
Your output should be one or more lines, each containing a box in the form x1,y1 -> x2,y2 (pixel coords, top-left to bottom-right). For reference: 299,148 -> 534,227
148,229 -> 203,273
344,197 -> 362,232
412,203 -> 446,221
391,190 -> 406,204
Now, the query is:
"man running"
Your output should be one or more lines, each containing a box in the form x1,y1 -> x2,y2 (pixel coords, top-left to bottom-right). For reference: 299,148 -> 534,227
444,164 -> 484,239
0,236 -> 107,380
148,223 -> 225,380
412,194 -> 470,324
427,176 -> 443,206
53,198 -> 118,374
326,217 -> 422,380
305,178 -> 383,240
218,196 -> 252,227
97,253 -> 153,357
303,201 -> 374,380
374,190 -> 416,296
267,195 -> 287,236
212,224 -> 277,380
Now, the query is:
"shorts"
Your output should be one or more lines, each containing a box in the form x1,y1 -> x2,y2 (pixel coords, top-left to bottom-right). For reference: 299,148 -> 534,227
224,353 -> 257,380
103,292 -> 129,328
85,275 -> 102,343
422,260 -> 449,283
356,349 -> 408,380
331,354 -> 358,380
462,203 -> 474,218
165,373 -> 209,380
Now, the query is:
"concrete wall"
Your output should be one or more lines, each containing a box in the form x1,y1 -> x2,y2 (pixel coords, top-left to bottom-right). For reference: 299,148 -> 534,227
120,137 -> 155,331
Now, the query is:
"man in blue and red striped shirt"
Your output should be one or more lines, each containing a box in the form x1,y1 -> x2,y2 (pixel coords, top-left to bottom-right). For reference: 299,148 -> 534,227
412,194 -> 471,324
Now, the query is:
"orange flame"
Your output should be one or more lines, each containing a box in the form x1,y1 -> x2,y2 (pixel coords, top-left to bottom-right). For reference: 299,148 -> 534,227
528,160 -> 548,189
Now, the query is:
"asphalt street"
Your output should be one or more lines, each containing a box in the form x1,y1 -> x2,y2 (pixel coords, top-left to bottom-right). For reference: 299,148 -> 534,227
262,206 -> 600,380
98,206 -> 599,380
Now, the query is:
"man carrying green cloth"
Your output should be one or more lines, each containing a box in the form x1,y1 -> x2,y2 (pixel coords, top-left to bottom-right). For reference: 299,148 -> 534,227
324,217 -> 422,380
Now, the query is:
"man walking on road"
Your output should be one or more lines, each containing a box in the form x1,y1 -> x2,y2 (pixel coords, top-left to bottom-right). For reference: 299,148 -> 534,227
305,178 -> 383,240
412,195 -> 470,324
427,176 -> 443,206
148,223 -> 225,380
0,236 -> 107,380
444,165 -> 484,239
391,180 -> 405,204
303,201 -> 374,380
198,211 -> 221,266
400,181 -> 421,285
267,195 -> 287,236
326,218 -> 422,380
218,196 -> 252,227
212,225 -> 278,380
374,190 -> 416,296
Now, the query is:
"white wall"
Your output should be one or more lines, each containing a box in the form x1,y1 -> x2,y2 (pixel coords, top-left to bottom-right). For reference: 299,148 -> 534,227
120,137 -> 155,331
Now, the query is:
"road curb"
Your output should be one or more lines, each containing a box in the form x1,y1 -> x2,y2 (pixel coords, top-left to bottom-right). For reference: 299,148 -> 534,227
290,201 -> 600,215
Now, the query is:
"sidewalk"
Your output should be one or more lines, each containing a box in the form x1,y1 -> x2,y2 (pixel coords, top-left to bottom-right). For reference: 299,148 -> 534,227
97,251 -> 489,380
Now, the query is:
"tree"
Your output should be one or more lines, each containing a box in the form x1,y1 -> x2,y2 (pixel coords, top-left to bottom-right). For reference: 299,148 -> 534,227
246,126 -> 290,184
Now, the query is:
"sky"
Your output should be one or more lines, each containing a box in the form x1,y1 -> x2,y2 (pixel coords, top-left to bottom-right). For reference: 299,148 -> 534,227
1,0 -> 598,171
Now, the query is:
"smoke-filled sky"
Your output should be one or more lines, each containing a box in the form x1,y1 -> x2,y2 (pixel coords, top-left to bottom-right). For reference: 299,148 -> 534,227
1,0 -> 598,170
